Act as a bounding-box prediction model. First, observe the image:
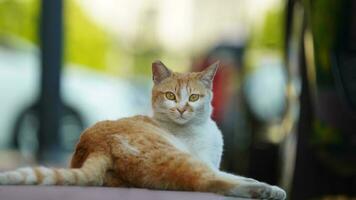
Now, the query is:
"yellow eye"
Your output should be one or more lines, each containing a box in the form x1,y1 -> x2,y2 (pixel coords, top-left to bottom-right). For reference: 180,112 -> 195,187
165,92 -> 176,101
189,94 -> 199,102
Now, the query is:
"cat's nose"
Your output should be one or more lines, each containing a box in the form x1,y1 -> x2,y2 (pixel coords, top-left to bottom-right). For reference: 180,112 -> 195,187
176,108 -> 186,115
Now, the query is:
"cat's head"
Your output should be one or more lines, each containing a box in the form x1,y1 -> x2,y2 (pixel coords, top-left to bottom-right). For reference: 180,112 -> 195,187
151,60 -> 219,125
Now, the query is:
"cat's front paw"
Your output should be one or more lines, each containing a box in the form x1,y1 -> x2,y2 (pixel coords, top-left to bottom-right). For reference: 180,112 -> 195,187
248,183 -> 286,200
269,185 -> 286,200
254,183 -> 287,200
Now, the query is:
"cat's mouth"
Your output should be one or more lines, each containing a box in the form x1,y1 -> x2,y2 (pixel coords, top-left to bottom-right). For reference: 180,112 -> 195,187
173,115 -> 190,124
177,116 -> 186,120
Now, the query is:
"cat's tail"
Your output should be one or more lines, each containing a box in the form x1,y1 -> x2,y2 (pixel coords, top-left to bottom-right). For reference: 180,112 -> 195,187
0,153 -> 111,186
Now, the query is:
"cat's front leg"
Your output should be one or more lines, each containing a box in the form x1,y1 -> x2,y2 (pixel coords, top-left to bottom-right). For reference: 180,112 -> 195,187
229,181 -> 286,200
218,171 -> 260,183
214,171 -> 286,199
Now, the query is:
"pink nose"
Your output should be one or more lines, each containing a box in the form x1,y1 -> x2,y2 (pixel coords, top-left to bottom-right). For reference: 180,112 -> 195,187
177,108 -> 186,115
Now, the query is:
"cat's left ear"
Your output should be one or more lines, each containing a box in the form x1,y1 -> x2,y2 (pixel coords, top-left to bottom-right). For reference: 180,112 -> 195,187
199,61 -> 220,88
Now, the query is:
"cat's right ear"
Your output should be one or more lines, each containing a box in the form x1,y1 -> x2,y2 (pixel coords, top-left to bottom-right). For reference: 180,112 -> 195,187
199,61 -> 219,88
152,60 -> 172,84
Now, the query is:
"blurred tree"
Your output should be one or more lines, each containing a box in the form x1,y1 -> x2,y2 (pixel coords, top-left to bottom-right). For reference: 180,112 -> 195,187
0,0 -> 110,71
249,5 -> 284,50
131,8 -> 162,76
310,0 -> 343,85
65,0 -> 110,71
0,0 -> 39,43
243,2 -> 285,74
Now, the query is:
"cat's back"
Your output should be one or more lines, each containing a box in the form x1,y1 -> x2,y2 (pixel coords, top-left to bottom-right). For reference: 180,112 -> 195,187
71,115 -> 164,167
82,115 -> 160,139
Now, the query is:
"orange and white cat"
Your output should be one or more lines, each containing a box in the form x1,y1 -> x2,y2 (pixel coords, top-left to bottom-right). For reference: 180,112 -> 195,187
0,61 -> 286,199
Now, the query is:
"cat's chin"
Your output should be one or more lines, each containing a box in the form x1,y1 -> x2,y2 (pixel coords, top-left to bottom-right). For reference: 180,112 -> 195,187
171,116 -> 191,125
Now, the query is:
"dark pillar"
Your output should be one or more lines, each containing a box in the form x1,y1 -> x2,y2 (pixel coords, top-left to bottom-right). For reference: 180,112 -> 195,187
38,0 -> 63,162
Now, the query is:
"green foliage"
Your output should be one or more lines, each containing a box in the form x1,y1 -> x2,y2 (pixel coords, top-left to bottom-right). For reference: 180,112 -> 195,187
0,0 -> 110,71
249,6 -> 284,50
64,1 -> 109,70
309,0 -> 343,85
0,0 -> 180,76
0,0 -> 39,43
243,2 -> 285,74
312,120 -> 342,146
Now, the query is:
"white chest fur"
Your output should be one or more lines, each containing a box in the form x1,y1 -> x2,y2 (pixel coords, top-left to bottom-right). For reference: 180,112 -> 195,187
162,119 -> 223,169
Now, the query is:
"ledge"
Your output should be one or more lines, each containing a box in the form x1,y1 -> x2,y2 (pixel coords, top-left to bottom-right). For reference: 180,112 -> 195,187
0,186 -> 248,200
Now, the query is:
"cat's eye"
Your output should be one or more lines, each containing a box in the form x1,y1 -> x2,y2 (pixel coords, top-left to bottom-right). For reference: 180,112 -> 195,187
189,94 -> 199,102
165,92 -> 176,101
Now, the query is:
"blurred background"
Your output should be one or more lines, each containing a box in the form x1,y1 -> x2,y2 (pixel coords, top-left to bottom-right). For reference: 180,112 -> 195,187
0,0 -> 355,199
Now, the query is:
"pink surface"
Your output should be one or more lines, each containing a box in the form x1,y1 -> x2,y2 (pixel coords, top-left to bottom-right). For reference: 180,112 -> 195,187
0,186 -> 247,200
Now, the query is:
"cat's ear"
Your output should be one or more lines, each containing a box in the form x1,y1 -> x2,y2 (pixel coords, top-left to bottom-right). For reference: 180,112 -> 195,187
152,60 -> 172,84
199,61 -> 219,88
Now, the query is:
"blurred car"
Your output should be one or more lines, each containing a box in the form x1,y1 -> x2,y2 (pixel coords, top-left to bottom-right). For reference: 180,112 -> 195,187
0,43 -> 151,164
284,0 -> 356,199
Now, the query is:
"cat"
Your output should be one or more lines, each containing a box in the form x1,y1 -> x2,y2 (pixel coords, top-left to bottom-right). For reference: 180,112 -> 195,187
0,60 -> 286,199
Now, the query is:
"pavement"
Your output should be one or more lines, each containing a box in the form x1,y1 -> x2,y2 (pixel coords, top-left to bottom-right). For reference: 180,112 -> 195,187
0,186 -> 248,200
